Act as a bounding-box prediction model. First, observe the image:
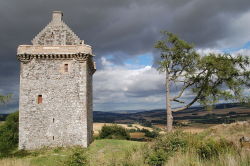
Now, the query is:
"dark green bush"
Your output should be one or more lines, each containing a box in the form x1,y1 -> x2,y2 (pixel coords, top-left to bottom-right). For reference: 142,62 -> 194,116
0,112 -> 19,157
63,146 -> 88,166
127,124 -> 132,127
196,138 -> 235,160
99,124 -> 130,140
144,130 -> 159,138
144,130 -> 237,165
128,128 -> 137,133
153,131 -> 189,153
145,131 -> 189,165
145,148 -> 168,166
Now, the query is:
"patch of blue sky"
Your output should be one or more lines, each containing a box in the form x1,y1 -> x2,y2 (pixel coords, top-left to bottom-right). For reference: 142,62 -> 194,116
222,41 -> 250,53
124,52 -> 153,68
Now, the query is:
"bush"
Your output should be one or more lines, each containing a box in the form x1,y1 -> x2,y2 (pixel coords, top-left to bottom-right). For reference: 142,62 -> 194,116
0,112 -> 19,157
144,130 -> 159,138
63,146 -> 88,166
99,124 -> 130,140
196,138 -> 235,160
127,124 -> 132,127
144,130 -> 238,165
145,131 -> 189,165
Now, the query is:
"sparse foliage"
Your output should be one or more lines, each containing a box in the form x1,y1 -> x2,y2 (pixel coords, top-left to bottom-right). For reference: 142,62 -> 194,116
155,31 -> 250,131
0,94 -> 12,104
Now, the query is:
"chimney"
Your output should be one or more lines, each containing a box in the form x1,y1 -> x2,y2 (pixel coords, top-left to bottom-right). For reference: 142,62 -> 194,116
52,11 -> 63,24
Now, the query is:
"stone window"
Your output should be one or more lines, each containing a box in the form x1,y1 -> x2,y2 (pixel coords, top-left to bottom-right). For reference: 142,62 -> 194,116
64,64 -> 68,72
38,95 -> 42,104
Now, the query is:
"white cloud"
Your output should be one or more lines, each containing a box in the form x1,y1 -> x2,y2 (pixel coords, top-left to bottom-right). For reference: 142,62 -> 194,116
93,58 -> 166,111
196,48 -> 223,56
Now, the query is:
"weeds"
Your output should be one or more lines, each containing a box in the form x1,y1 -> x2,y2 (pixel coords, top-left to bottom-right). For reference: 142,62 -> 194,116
63,146 -> 88,166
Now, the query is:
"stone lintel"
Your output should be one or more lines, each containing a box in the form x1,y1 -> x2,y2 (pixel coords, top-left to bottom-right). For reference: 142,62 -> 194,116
17,45 -> 93,55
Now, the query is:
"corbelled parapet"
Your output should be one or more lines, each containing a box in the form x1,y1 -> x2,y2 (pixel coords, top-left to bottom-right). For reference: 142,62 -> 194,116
17,44 -> 96,74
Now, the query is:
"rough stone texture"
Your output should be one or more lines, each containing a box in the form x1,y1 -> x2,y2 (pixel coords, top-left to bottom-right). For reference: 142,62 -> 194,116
17,11 -> 95,150
32,11 -> 82,46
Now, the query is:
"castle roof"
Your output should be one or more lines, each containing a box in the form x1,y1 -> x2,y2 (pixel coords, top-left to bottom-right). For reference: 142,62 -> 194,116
31,11 -> 82,46
17,11 -> 96,73
17,11 -> 94,56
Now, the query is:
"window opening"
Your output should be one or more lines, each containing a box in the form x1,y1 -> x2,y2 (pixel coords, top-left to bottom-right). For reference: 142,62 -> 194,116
38,95 -> 42,104
64,64 -> 68,72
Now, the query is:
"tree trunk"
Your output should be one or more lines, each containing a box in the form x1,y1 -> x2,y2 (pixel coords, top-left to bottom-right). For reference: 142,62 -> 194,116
166,70 -> 173,131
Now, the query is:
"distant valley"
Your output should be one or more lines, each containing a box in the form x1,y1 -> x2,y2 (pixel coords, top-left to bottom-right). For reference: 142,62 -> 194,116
1,103 -> 250,127
93,103 -> 250,126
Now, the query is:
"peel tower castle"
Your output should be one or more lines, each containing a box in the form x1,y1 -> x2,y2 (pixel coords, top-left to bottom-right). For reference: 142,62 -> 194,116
17,11 -> 96,150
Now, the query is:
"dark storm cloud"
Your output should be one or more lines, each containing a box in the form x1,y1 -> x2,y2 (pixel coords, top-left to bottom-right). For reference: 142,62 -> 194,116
0,0 -> 250,112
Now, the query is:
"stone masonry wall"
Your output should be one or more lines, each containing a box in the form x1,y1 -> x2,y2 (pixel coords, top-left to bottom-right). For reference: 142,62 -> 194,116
86,61 -> 93,144
19,58 -> 92,149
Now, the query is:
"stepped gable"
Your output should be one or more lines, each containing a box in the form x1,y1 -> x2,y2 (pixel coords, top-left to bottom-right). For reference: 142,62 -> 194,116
32,11 -> 82,46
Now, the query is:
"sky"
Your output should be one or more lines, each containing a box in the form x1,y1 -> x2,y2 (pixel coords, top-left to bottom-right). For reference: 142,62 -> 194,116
1,0 -> 250,113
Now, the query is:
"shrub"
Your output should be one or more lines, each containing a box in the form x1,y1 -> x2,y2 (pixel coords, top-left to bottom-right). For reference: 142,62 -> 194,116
153,131 -> 189,153
144,130 -> 238,165
63,146 -> 88,166
145,149 -> 167,166
136,128 -> 159,138
144,130 -> 159,138
128,128 -> 137,133
145,131 -> 189,165
127,124 -> 132,127
196,138 -> 236,160
99,124 -> 130,140
0,112 -> 19,157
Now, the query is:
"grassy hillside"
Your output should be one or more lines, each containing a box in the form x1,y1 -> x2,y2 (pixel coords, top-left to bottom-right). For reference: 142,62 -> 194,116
1,121 -> 250,166
0,139 -> 144,166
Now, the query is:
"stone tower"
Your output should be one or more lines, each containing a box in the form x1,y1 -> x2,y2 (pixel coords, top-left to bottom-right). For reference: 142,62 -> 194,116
17,11 -> 96,150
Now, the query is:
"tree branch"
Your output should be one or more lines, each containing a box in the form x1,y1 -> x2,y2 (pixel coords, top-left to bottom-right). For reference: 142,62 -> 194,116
170,81 -> 195,101
172,70 -> 210,112
172,90 -> 202,112
172,99 -> 185,104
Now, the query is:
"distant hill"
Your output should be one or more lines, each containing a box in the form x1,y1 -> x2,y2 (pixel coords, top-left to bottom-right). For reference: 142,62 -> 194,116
1,103 -> 250,125
94,103 -> 250,125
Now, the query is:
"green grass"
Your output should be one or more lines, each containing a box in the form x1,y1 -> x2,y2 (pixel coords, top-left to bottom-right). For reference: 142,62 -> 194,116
88,139 -> 144,165
0,121 -> 4,126
0,139 -> 144,166
1,122 -> 250,166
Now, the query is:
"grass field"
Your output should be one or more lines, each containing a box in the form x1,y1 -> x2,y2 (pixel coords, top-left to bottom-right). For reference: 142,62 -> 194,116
1,121 -> 250,166
0,139 -> 144,166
